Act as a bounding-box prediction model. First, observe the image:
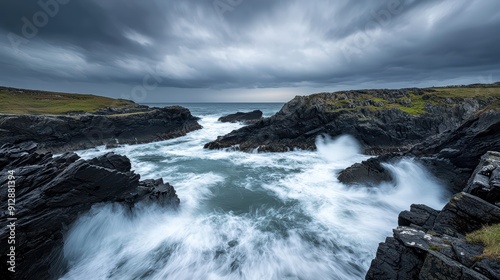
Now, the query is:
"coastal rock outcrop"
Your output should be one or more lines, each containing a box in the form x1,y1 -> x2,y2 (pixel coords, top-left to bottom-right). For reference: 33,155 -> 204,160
205,87 -> 494,154
0,106 -> 202,153
366,151 -> 500,280
218,110 -> 263,124
0,143 -> 180,280
413,110 -> 500,170
338,109 -> 500,193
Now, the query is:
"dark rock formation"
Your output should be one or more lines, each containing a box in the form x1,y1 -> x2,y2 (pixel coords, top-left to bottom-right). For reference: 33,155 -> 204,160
413,110 -> 500,170
205,88 -> 492,153
218,110 -> 263,124
366,151 -> 500,280
0,106 -> 202,153
338,109 -> 500,193
0,143 -> 179,280
338,154 -> 471,193
337,154 -> 399,187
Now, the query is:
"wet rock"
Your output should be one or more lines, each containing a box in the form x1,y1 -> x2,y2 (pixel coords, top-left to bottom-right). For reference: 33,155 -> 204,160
88,152 -> 131,173
366,151 -> 500,280
432,193 -> 500,237
398,204 -> 439,231
413,111 -> 500,170
419,251 -> 489,280
218,110 -> 263,124
0,106 -> 202,154
136,178 -> 180,206
337,154 -> 397,186
339,155 -> 469,194
464,151 -> 500,203
205,88 -> 490,153
0,144 -> 180,280
366,237 -> 424,280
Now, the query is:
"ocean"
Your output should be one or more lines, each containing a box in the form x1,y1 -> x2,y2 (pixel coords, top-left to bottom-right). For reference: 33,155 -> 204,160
60,103 -> 449,280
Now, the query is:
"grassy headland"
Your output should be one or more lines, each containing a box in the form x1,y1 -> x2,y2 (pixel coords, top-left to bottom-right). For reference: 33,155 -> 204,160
0,86 -> 137,115
309,83 -> 500,115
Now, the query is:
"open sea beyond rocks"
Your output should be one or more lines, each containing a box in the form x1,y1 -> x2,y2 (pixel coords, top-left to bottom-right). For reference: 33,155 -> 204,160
61,103 -> 450,280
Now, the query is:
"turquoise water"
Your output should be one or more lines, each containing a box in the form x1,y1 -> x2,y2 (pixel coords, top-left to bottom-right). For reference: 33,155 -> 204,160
61,103 -> 448,280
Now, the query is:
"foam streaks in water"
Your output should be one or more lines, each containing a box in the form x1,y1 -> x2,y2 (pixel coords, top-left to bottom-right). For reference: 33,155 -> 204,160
66,106 -> 448,280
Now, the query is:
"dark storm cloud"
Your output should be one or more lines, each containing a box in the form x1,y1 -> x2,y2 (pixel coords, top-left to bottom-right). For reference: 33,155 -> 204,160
0,0 -> 499,99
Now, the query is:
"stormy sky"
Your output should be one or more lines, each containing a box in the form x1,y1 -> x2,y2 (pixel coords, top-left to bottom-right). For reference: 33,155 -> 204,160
1,0 -> 499,102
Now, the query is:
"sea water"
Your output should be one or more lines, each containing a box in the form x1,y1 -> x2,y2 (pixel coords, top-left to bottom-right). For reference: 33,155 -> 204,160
60,103 -> 449,280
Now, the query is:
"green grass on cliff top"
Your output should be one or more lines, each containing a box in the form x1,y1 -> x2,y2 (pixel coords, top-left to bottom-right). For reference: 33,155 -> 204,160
0,89 -> 135,115
466,224 -> 500,259
320,86 -> 500,115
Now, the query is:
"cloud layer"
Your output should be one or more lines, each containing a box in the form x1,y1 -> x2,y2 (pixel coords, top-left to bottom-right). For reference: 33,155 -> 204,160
1,0 -> 499,101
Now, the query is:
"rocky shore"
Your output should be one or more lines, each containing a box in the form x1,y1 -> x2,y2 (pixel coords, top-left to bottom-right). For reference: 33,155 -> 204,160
0,143 -> 180,280
204,84 -> 500,279
366,151 -> 500,280
204,87 -> 497,154
338,110 -> 500,193
1,84 -> 498,279
0,105 -> 202,154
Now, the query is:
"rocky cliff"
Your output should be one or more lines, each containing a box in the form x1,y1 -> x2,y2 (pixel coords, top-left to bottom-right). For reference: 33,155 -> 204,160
0,106 -> 202,153
0,143 -> 180,280
338,109 -> 500,193
204,86 -> 498,154
366,151 -> 500,280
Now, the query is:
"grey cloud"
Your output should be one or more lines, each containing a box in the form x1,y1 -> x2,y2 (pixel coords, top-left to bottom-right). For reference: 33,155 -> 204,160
0,0 -> 499,101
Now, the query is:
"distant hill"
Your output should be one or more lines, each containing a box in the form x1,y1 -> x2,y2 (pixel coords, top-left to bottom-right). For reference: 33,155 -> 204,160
0,86 -> 141,115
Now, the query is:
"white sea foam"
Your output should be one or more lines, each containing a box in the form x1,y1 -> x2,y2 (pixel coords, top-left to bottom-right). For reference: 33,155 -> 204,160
65,113 -> 449,280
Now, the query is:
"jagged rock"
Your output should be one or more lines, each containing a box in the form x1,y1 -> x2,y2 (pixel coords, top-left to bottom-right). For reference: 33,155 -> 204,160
393,227 -> 434,251
464,151 -> 500,204
398,204 -> 439,231
413,111 -> 500,170
432,193 -> 500,237
472,259 -> 500,280
0,144 -> 180,280
136,178 -> 180,206
218,110 -> 263,124
337,154 -> 397,187
366,151 -> 500,280
338,155 -> 469,193
452,240 -> 484,268
366,237 -> 424,280
0,106 -> 202,153
205,88 -> 491,153
88,152 -> 132,173
419,251 -> 489,280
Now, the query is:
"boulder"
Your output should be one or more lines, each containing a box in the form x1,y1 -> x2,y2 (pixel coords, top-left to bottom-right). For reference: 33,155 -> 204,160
218,110 -> 263,124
